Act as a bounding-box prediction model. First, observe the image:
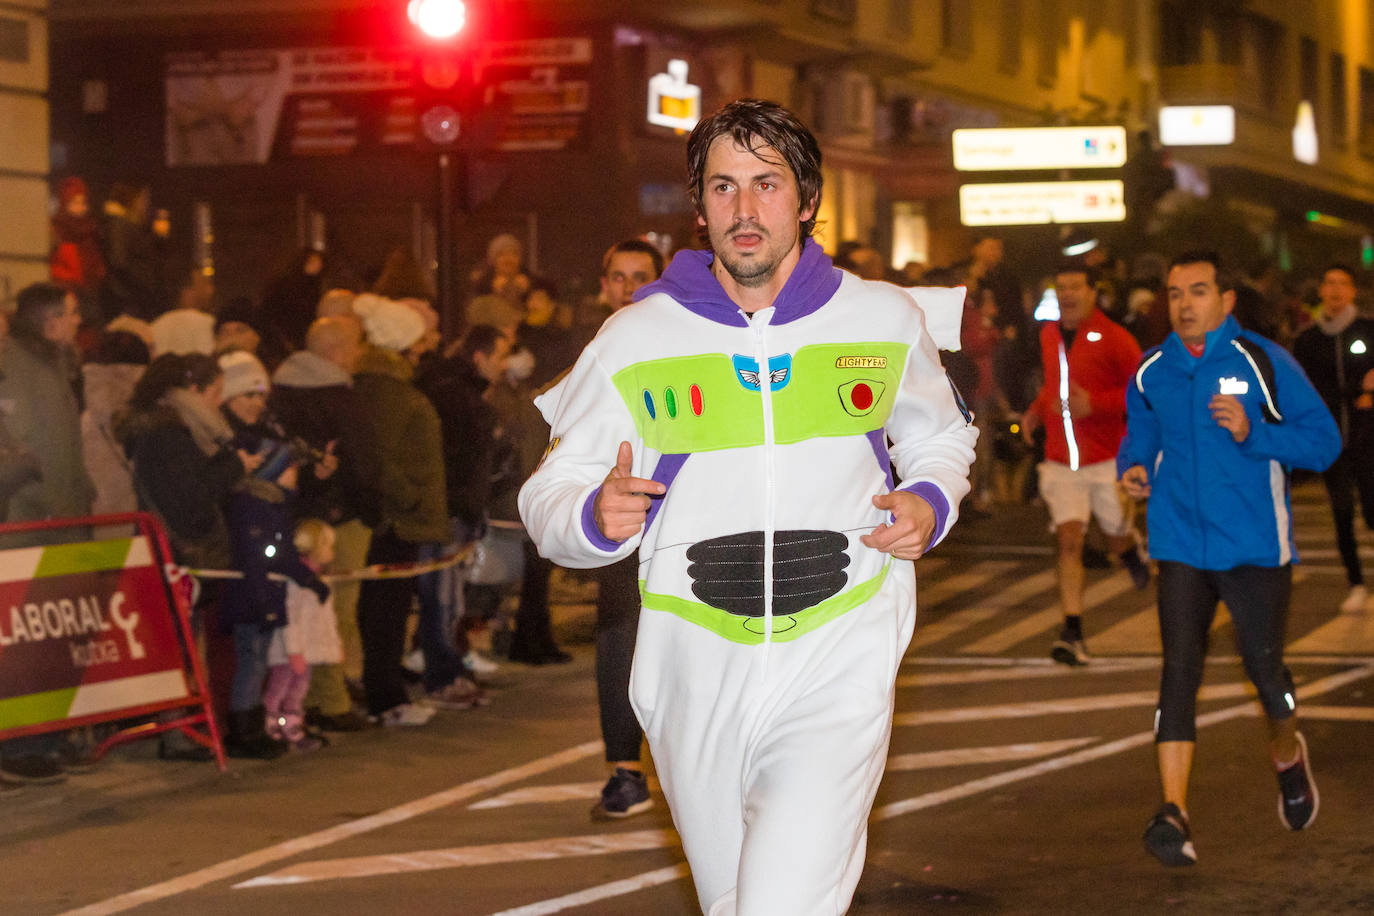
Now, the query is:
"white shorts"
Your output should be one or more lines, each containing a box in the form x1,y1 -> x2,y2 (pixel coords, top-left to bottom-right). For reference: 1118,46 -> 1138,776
1038,459 -> 1131,536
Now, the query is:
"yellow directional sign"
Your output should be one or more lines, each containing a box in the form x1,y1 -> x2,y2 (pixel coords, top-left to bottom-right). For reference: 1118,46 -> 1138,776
959,180 -> 1126,226
952,126 -> 1127,171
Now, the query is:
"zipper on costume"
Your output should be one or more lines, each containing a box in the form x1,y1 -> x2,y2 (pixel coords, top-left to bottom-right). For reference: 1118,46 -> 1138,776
751,311 -> 777,664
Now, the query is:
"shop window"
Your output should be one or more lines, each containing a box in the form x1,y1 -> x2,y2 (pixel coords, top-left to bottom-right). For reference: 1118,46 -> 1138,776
1159,1 -> 1200,67
1036,0 -> 1059,85
887,0 -> 914,38
0,16 -> 27,63
999,1 -> 1022,75
1240,15 -> 1284,112
942,0 -> 972,56
1300,37 -> 1319,107
810,0 -> 856,25
1331,52 -> 1348,146
1359,67 -> 1374,157
891,202 -> 929,273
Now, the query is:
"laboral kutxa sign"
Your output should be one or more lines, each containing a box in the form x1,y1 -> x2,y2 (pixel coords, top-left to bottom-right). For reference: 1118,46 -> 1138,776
0,537 -> 190,732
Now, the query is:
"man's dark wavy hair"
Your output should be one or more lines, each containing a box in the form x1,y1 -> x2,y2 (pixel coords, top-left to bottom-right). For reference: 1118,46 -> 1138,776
686,98 -> 823,239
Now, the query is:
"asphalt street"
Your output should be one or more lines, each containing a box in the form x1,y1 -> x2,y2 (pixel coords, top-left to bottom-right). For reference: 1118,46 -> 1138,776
2,481 -> 1371,915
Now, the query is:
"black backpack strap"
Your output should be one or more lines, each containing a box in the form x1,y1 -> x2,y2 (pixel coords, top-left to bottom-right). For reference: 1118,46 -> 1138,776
1230,335 -> 1281,423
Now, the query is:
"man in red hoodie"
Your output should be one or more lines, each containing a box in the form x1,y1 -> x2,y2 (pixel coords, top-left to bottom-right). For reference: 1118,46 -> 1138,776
1021,262 -> 1149,664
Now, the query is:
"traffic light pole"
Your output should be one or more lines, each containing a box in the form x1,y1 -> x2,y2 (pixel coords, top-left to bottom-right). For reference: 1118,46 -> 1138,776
436,150 -> 461,340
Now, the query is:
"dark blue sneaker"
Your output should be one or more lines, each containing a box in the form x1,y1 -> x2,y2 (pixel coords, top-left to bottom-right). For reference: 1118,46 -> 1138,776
1277,731 -> 1319,831
590,767 -> 653,821
1120,547 -> 1151,591
1143,802 -> 1196,866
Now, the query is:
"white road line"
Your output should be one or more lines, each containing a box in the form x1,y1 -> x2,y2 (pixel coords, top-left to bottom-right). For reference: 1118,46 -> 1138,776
469,777 -> 661,811
1295,705 -> 1374,721
896,659 -> 1157,687
958,575 -> 1138,654
874,664 -> 1374,821
892,681 -> 1256,726
916,562 -> 1020,609
502,666 -> 1374,915
234,829 -> 680,888
887,738 -> 1095,771
488,863 -> 693,916
912,568 -> 1057,649
55,741 -> 604,916
1091,604 -> 1233,656
1288,606 -> 1374,655
469,782 -> 607,810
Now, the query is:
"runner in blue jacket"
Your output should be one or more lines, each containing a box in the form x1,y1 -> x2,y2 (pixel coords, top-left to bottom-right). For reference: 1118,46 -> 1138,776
1118,251 -> 1340,867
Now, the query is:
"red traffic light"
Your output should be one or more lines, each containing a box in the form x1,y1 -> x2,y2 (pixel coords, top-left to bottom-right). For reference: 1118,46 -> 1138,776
408,0 -> 466,39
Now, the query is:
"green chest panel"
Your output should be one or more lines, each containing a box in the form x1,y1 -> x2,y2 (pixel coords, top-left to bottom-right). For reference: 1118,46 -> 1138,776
611,341 -> 910,453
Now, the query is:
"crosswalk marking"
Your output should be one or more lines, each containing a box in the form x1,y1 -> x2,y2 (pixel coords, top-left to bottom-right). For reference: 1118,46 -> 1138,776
916,561 -> 1018,609
912,568 -> 1057,649
489,864 -> 692,916
958,574 -> 1138,654
1295,704 -> 1374,721
874,664 -> 1373,823
1287,607 -> 1374,654
234,830 -> 681,888
896,659 -> 1156,687
887,738 -> 1095,771
892,681 -> 1255,726
1091,604 -> 1233,655
56,741 -> 605,916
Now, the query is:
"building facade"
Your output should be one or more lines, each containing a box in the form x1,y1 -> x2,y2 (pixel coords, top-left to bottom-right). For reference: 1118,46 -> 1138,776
32,0 -> 1374,318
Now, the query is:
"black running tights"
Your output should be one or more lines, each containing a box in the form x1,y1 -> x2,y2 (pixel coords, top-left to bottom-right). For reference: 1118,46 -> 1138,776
595,554 -> 643,763
1155,561 -> 1296,742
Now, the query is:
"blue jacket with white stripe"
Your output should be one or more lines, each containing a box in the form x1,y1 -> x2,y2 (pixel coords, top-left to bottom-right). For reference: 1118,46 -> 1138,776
1118,314 -> 1340,570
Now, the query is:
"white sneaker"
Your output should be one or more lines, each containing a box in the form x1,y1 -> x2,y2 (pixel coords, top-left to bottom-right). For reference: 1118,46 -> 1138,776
425,677 -> 490,710
401,649 -> 425,674
376,703 -> 435,727
463,650 -> 500,675
1340,585 -> 1369,613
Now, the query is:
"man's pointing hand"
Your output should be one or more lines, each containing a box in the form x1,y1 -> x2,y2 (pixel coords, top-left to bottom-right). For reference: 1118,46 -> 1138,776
594,441 -> 666,542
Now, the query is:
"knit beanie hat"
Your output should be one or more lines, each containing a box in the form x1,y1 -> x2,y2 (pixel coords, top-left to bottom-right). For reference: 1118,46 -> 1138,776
486,233 -> 522,264
58,176 -> 88,207
353,292 -> 426,351
149,308 -> 216,357
218,350 -> 270,401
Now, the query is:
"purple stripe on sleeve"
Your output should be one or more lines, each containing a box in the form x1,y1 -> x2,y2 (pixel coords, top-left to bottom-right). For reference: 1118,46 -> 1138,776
900,480 -> 951,545
866,428 -> 894,491
581,486 -> 623,552
642,453 -> 688,535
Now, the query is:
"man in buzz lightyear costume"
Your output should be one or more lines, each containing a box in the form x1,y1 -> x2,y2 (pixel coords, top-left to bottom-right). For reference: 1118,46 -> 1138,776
520,99 -> 976,916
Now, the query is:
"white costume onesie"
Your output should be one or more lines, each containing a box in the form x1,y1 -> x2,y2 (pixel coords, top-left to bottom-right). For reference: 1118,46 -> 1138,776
520,242 -> 975,915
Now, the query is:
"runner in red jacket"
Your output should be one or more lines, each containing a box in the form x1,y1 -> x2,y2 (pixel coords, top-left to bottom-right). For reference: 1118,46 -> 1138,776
1021,262 -> 1149,664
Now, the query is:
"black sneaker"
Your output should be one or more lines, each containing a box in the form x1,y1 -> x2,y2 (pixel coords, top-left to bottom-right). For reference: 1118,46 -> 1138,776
590,767 -> 653,821
0,754 -> 67,785
1120,548 -> 1151,591
1143,802 -> 1197,866
1051,628 -> 1090,666
307,710 -> 374,732
1277,731 -> 1319,831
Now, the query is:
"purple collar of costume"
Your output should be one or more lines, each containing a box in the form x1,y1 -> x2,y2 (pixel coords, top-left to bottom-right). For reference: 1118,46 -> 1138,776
632,238 -> 841,327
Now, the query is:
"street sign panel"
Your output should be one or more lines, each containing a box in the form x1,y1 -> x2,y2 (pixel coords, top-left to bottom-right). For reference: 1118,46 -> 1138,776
1159,105 -> 1235,146
959,180 -> 1126,226
952,126 -> 1127,171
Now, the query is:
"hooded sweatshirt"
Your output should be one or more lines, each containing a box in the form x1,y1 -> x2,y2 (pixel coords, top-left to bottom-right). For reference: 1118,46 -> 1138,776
520,240 -> 976,646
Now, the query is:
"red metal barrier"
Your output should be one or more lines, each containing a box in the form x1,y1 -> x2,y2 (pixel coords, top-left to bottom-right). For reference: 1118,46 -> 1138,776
0,512 -> 225,770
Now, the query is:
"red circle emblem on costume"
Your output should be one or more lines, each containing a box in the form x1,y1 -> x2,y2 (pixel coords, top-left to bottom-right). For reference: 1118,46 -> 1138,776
850,383 -> 873,411
690,384 -> 703,416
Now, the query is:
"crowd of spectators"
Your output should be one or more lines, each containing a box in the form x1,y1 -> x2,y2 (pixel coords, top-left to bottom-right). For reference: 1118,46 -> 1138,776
1,176 -> 1368,786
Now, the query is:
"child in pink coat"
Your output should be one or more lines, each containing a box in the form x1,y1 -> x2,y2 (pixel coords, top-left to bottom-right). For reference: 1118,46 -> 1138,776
263,519 -> 343,752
